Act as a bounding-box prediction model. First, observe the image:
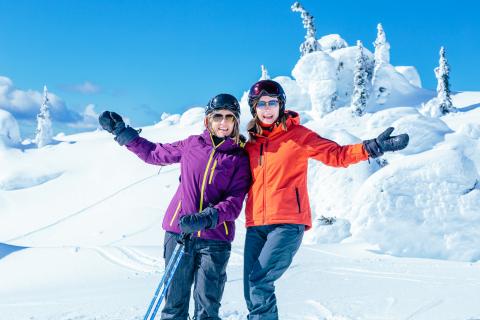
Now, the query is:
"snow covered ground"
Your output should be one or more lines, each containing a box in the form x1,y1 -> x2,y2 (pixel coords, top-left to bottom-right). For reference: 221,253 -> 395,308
1,31 -> 480,319
1,90 -> 480,319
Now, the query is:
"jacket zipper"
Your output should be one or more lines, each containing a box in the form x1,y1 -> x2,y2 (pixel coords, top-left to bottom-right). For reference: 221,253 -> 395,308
295,187 -> 301,213
207,158 -> 228,236
208,159 -> 218,184
197,138 -> 225,237
263,141 -> 267,225
259,144 -> 264,165
169,200 -> 182,226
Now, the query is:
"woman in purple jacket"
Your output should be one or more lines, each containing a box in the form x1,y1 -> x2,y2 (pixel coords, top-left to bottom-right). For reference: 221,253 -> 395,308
99,94 -> 251,320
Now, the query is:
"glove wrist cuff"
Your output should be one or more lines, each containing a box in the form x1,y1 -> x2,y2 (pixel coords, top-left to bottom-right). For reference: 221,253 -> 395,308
363,139 -> 384,158
115,126 -> 140,146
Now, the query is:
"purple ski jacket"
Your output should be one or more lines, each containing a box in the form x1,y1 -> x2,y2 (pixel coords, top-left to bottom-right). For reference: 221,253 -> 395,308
126,130 -> 251,242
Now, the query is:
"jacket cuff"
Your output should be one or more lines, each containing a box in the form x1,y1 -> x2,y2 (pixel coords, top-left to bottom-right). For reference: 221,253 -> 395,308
205,207 -> 219,229
363,139 -> 384,158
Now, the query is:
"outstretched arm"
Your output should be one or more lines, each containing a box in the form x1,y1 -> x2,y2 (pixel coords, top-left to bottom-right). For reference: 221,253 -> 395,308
300,128 -> 369,167
99,110 -> 186,165
301,126 -> 409,167
125,137 -> 186,166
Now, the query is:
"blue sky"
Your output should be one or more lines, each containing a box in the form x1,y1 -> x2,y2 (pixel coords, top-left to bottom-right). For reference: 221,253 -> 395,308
0,0 -> 478,136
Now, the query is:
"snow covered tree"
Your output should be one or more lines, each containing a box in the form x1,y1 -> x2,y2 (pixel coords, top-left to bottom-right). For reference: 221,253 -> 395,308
260,65 -> 270,80
351,41 -> 370,117
291,2 -> 321,57
372,23 -> 391,105
35,85 -> 53,148
373,23 -> 390,65
434,46 -> 455,114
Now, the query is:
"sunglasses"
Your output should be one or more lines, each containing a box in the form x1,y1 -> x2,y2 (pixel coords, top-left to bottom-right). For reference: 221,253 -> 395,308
211,113 -> 236,123
256,100 -> 279,109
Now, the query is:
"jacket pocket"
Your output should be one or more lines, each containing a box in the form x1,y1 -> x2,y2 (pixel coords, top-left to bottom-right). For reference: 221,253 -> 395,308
295,187 -> 301,213
269,187 -> 301,216
223,221 -> 229,236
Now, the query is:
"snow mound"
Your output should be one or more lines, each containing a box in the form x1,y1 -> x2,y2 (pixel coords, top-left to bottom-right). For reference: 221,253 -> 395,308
317,34 -> 348,52
273,76 -> 311,119
179,107 -> 204,128
395,66 -> 422,88
0,171 -> 63,191
304,217 -> 351,245
351,149 -> 480,262
292,51 -> 338,118
366,107 -> 452,155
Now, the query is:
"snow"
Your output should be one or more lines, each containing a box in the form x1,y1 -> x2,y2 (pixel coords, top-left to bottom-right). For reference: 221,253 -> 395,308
1,35 -> 480,319
1,88 -> 479,319
0,108 -> 21,146
395,66 -> 422,88
292,51 -> 338,118
317,34 -> 348,52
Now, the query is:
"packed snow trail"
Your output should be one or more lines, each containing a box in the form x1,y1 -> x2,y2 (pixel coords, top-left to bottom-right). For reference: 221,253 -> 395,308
4,167 -> 178,244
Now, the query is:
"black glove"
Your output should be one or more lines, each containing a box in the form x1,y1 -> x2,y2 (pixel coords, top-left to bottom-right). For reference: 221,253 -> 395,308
98,111 -> 140,146
179,207 -> 219,234
363,127 -> 409,158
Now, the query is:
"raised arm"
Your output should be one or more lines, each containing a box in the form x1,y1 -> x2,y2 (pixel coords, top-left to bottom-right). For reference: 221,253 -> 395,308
126,137 -> 185,165
300,127 -> 369,167
300,126 -> 409,167
98,110 -> 186,165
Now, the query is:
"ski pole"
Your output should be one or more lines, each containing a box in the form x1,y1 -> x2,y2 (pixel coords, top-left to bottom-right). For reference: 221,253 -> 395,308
143,242 -> 182,320
149,245 -> 186,320
144,233 -> 191,320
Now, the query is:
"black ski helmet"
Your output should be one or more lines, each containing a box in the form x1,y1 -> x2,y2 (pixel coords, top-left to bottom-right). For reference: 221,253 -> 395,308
248,80 -> 286,116
205,93 -> 241,119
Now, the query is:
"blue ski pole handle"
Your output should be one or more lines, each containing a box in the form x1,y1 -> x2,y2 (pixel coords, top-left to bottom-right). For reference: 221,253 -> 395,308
149,246 -> 186,320
143,242 -> 182,320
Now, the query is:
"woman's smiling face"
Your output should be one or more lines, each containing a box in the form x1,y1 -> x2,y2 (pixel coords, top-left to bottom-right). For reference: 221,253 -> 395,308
208,109 -> 236,138
256,96 -> 280,125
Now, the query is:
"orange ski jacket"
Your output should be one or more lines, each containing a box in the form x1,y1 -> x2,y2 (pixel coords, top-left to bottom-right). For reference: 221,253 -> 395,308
244,111 -> 369,230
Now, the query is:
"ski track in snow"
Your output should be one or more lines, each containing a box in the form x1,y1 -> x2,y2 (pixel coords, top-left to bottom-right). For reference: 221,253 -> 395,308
106,215 -> 164,246
404,299 -> 444,320
92,246 -> 162,273
4,167 -> 179,244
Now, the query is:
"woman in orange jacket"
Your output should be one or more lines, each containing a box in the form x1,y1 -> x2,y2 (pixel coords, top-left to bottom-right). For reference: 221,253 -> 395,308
243,80 -> 409,319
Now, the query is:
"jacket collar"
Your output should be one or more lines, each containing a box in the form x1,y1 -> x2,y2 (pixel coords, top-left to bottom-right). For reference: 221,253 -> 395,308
249,110 -> 300,140
200,129 -> 238,151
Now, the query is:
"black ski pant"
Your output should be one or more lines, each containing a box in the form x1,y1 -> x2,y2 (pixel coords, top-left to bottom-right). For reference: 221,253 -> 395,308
243,224 -> 305,320
161,231 -> 231,320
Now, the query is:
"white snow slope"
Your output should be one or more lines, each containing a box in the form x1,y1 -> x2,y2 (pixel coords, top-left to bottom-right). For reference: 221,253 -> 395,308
1,45 -> 480,319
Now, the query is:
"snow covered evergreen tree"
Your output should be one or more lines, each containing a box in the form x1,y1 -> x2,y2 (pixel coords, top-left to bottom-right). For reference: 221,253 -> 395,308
351,41 -> 369,116
260,65 -> 270,80
291,2 -> 321,57
372,23 -> 391,105
434,46 -> 455,114
373,23 -> 390,65
35,85 -> 53,148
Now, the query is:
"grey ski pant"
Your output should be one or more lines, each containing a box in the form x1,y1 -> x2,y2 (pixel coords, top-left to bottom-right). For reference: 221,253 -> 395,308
161,232 -> 231,320
243,224 -> 305,320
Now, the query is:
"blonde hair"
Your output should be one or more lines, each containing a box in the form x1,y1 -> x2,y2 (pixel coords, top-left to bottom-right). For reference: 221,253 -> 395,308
205,113 -> 241,145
